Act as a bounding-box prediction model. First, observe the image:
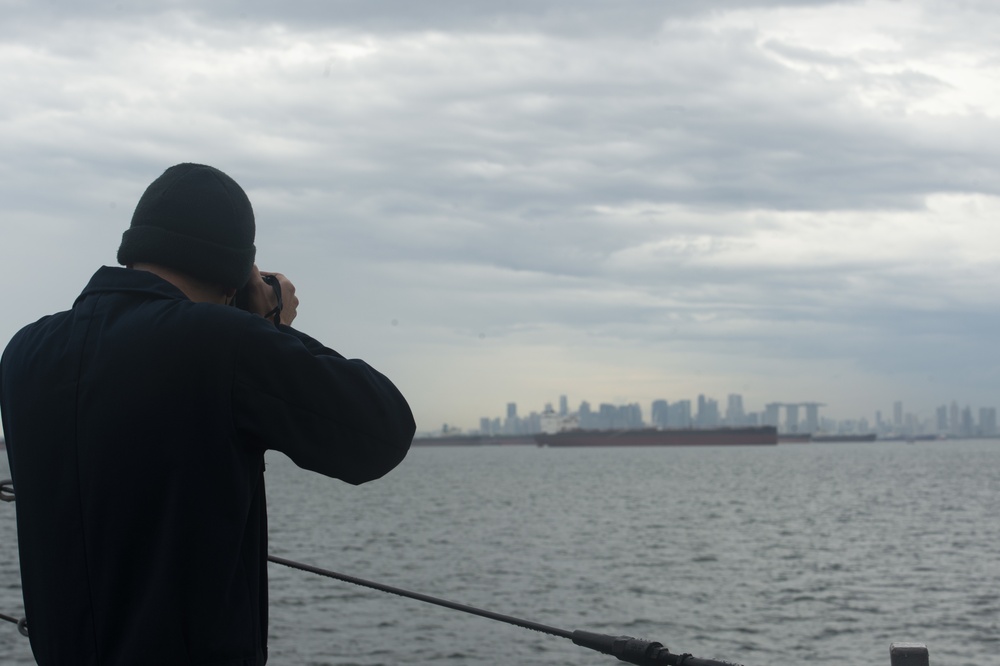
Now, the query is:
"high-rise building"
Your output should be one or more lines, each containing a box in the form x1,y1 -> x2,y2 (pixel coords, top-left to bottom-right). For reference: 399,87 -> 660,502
503,402 -> 519,435
622,403 -> 643,429
725,394 -> 745,425
651,399 -> 669,427
785,404 -> 800,434
696,396 -> 720,427
559,395 -> 568,416
979,407 -> 997,436
961,406 -> 974,437
893,401 -> 903,429
763,403 -> 781,428
802,403 -> 822,434
935,406 -> 948,434
597,403 -> 618,430
668,400 -> 692,428
578,401 -> 592,429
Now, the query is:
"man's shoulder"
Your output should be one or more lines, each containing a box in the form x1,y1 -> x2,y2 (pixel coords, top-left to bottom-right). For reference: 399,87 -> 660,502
3,310 -> 68,356
185,300 -> 275,333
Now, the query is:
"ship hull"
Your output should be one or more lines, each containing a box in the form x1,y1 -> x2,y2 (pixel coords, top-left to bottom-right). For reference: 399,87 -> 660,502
810,433 -> 877,443
534,427 -> 777,447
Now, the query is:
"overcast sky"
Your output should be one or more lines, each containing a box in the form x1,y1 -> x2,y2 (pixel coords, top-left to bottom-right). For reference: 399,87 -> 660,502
2,0 -> 999,434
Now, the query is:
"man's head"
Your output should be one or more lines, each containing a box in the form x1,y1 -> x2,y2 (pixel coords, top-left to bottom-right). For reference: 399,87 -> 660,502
117,163 -> 257,289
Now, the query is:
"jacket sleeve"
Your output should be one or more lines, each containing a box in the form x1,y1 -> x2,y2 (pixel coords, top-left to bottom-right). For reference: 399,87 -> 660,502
231,317 -> 415,485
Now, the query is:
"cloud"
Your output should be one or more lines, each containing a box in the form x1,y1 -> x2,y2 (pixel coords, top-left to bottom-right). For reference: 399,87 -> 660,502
1,0 -> 999,431
7,1 -> 859,38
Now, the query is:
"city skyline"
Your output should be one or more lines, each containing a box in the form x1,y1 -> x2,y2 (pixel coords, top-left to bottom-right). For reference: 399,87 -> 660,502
443,392 -> 1000,438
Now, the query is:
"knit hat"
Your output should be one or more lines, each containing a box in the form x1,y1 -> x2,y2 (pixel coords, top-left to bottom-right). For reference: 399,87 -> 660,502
117,163 -> 257,289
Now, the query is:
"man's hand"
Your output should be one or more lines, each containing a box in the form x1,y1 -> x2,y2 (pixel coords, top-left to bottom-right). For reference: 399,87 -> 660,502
243,265 -> 299,326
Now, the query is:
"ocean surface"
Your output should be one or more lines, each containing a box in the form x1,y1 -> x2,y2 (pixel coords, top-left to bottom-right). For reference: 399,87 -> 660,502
1,439 -> 998,665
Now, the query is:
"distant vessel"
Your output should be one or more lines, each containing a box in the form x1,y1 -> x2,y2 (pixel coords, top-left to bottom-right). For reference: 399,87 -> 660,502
879,434 -> 941,442
810,433 -> 877,443
534,426 -> 777,447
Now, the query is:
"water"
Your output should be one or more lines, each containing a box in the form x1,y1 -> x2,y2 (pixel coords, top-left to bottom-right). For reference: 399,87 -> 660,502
1,440 -> 999,665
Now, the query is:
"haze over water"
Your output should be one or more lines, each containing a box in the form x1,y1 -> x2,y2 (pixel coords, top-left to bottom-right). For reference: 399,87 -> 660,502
1,440 -> 998,665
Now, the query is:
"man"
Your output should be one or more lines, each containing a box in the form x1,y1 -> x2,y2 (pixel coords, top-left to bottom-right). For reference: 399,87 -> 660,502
0,163 -> 416,665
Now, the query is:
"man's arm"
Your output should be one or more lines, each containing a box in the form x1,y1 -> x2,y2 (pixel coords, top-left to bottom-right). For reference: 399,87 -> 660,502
231,299 -> 415,484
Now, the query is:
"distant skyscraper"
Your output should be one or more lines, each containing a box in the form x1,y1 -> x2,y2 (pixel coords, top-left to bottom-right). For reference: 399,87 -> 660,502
802,403 -> 822,434
597,403 -> 617,430
893,401 -> 903,429
961,406 -> 974,437
785,404 -> 800,433
559,395 -> 568,416
651,399 -> 669,427
696,395 -> 721,427
626,402 -> 643,428
668,400 -> 692,428
503,402 -> 519,435
725,394 -> 745,425
980,408 -> 998,436
763,403 -> 781,428
935,406 -> 948,433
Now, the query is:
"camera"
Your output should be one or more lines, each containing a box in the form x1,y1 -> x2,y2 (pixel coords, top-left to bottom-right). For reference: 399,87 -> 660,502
232,274 -> 283,325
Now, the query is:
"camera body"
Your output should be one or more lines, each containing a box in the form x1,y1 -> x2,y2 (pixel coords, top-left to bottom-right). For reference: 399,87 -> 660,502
231,274 -> 282,325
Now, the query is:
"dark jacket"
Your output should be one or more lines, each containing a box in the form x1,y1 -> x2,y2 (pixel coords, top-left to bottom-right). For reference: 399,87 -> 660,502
0,266 -> 415,666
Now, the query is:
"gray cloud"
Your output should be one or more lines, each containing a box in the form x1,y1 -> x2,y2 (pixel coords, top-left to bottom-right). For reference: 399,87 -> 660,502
10,1 -> 859,37
2,0 -> 999,429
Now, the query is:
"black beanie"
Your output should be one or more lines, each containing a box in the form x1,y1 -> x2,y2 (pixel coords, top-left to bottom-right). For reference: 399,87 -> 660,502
117,163 -> 257,289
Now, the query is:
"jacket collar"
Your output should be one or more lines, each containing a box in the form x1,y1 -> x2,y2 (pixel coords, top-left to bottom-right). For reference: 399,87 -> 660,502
75,266 -> 190,306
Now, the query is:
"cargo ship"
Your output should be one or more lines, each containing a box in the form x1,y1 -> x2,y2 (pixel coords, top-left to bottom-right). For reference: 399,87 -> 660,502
534,426 -> 777,447
810,433 -> 877,443
777,434 -> 811,443
778,433 -> 879,443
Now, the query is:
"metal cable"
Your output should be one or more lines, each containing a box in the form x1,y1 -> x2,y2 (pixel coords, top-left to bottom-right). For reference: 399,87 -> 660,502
267,554 -> 573,639
0,611 -> 28,637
